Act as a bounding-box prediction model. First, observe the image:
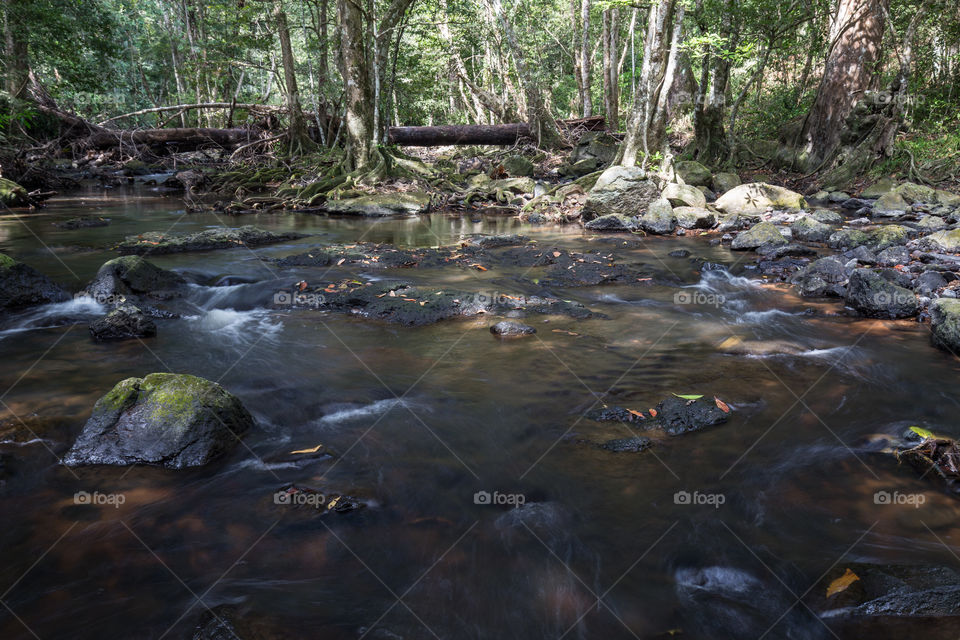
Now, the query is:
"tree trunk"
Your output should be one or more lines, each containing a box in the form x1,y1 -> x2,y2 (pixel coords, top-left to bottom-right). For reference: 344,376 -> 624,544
617,0 -> 675,166
602,8 -> 619,129
387,116 -> 604,146
577,0 -> 593,117
337,0 -> 374,169
692,0 -> 734,166
3,0 -> 29,100
483,0 -> 563,148
85,127 -> 258,152
794,0 -> 887,170
274,2 -> 312,154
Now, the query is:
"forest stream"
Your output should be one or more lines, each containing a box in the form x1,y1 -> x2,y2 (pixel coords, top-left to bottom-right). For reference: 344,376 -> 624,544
2,181 -> 959,639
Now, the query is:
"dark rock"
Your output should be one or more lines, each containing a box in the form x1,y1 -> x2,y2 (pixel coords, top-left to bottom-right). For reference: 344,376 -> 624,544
116,225 -> 306,255
89,304 -> 157,341
600,436 -> 653,453
845,269 -> 918,318
916,271 -> 947,296
53,216 -> 111,230
63,373 -> 254,469
584,214 -> 638,231
83,255 -> 186,302
793,257 -> 848,297
876,246 -> 910,267
652,396 -> 728,436
841,197 -> 873,210
931,299 -> 960,353
490,321 -> 536,337
669,249 -> 691,258
756,243 -> 816,259
0,253 -> 70,310
465,234 -> 529,248
845,245 -> 878,265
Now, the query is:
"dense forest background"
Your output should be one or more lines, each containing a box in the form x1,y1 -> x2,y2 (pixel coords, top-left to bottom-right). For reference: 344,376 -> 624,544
2,0 -> 959,185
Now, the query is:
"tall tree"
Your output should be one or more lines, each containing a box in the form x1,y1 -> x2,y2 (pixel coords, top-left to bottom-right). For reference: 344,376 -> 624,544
274,1 -> 312,154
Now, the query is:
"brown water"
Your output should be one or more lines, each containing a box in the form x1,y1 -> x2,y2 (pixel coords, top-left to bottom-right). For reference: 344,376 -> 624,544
1,183 -> 959,639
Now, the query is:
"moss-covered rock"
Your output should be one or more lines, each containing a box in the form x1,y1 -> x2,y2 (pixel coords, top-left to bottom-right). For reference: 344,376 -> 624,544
828,228 -> 871,250
326,191 -> 432,217
731,221 -> 788,250
861,177 -> 896,199
0,252 -> 70,309
674,160 -> 712,187
714,183 -> 806,213
790,216 -> 833,243
931,298 -> 960,354
63,373 -> 254,468
893,182 -> 937,204
89,304 -> 157,342
919,229 -> 960,253
844,269 -> 917,318
711,172 -> 741,195
116,225 -> 306,255
640,198 -> 676,235
811,209 -> 843,225
935,189 -> 960,206
792,256 -> 848,297
869,225 -> 912,251
582,166 -> 660,220
0,177 -> 29,207
502,155 -> 535,177
874,191 -> 909,212
84,255 -> 186,303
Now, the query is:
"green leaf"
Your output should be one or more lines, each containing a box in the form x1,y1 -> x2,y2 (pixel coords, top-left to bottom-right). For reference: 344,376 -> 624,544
909,426 -> 936,440
673,394 -> 704,400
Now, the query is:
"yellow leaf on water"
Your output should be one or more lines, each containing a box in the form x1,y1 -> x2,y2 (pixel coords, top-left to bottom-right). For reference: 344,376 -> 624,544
826,568 -> 860,598
290,444 -> 324,455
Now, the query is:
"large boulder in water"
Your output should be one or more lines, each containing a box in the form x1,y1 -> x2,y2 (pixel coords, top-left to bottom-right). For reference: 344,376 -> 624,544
116,225 -> 306,255
931,298 -> 960,354
792,256 -> 848,297
662,183 -> 707,208
584,214 -> 638,231
653,396 -> 729,435
715,183 -> 806,213
731,221 -> 787,250
88,304 -> 157,341
582,166 -> 661,220
0,253 -> 70,310
640,198 -> 676,234
790,216 -> 833,243
83,255 -> 186,303
844,268 -> 917,318
63,373 -> 254,468
918,229 -> 960,253
325,191 -> 432,216
0,177 -> 29,207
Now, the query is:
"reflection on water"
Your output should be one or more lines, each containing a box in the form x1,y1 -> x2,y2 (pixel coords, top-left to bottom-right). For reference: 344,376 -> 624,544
1,186 -> 960,639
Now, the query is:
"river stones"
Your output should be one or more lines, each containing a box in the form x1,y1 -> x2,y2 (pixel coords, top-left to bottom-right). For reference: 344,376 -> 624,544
584,213 -> 638,231
792,256 -> 849,297
790,216 -> 833,243
714,183 -> 806,213
662,183 -> 707,208
83,255 -> 186,302
582,165 -> 661,220
64,373 -> 254,469
861,177 -> 896,199
919,229 -> 960,253
674,160 -> 712,187
731,221 -> 788,250
654,396 -> 728,435
874,191 -> 909,212
0,177 -> 29,206
0,253 -> 70,310
640,198 -> 677,234
325,191 -> 432,216
930,298 -> 960,353
116,225 -> 306,255
490,321 -> 536,337
712,172 -> 741,195
88,304 -> 157,341
600,436 -> 653,452
844,269 -> 918,318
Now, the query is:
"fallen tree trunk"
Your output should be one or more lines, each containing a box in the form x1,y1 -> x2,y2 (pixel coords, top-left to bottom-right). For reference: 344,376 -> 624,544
387,116 -> 606,146
85,127 -> 259,152
98,102 -> 285,126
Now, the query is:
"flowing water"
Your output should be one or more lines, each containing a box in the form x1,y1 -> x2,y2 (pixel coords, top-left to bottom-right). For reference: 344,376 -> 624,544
1,183 -> 959,639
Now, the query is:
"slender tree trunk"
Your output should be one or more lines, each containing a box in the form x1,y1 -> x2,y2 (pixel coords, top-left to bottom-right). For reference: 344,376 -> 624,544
602,8 -> 620,129
795,0 -> 887,169
617,0 -> 675,166
3,0 -> 29,100
275,2 -> 312,154
338,0 -> 374,169
578,0 -> 592,117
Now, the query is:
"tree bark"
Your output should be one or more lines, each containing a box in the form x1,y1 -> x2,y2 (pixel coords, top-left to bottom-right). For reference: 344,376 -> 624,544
795,0 -> 887,169
85,128 -> 258,152
3,0 -> 29,99
274,1 -> 312,153
602,8 -> 619,129
337,0 -> 374,169
576,0 -> 593,117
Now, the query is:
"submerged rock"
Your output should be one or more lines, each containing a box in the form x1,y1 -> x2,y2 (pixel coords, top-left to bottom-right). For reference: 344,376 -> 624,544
584,213 -> 638,231
844,269 -> 917,318
714,183 -> 806,213
490,321 -> 536,337
83,255 -> 186,302
0,177 -> 29,207
116,225 -> 305,255
64,373 -> 254,468
53,216 -> 110,230
0,253 -> 70,310
731,221 -> 787,250
930,298 -> 960,353
654,396 -> 728,436
88,304 -> 157,341
325,191 -> 431,216
600,436 -> 653,453
582,166 -> 660,220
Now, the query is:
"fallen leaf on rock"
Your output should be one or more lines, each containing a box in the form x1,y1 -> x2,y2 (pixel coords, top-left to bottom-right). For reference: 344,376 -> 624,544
674,394 -> 704,400
649,409 -> 658,417
714,397 -> 731,413
628,410 -> 646,419
826,569 -> 860,598
290,444 -> 325,455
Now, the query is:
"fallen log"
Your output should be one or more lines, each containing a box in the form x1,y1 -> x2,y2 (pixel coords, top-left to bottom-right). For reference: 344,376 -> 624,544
98,102 -> 285,126
85,127 -> 260,152
387,116 -> 606,146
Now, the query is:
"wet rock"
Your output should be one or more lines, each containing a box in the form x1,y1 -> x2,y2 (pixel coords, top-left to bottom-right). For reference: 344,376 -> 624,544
894,181 -> 938,204
790,216 -> 833,243
809,563 -> 960,640
714,183 -> 806,213
490,321 -> 536,337
0,177 -> 29,206
325,191 -> 431,216
640,198 -> 676,234
917,215 -> 948,233
582,166 -> 660,220
465,234 -> 529,248
116,225 -> 305,255
793,257 -> 849,297
731,221 -> 787,250
861,177 -> 896,198
870,225 -> 912,251
674,160 -> 712,187
712,172 -> 741,194
675,207 -> 717,230
63,373 -> 254,469
812,209 -> 844,225
586,406 -> 638,423
502,155 -> 534,177
600,436 -> 652,453
876,246 -> 909,267
844,269 -> 917,318
930,298 -> 960,353
845,245 -> 878,265
89,304 -> 157,341
53,216 -> 110,230
584,214 -> 638,232
662,183 -> 706,208
273,250 -> 333,267
83,255 -> 186,302
841,197 -> 873,210
829,228 -> 871,250
0,253 -> 70,310
758,243 -> 816,259
718,213 -> 761,232
653,396 -> 728,436
718,336 -> 807,355
669,249 -> 691,258
874,191 -> 909,212
918,229 -> 960,253
915,271 -> 947,296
